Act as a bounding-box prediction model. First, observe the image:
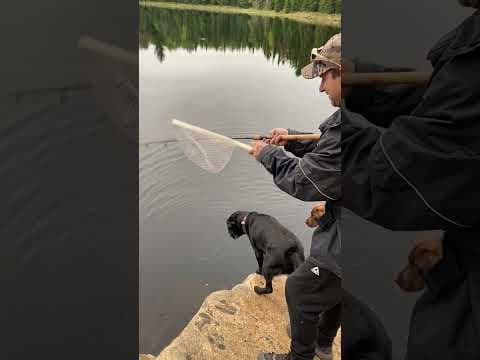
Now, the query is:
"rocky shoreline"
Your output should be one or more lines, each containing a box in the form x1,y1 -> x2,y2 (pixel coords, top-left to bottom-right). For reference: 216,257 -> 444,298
141,273 -> 340,360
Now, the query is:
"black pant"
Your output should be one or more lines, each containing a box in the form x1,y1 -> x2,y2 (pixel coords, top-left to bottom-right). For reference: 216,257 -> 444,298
341,292 -> 392,360
317,302 -> 342,347
286,256 -> 392,360
286,257 -> 342,360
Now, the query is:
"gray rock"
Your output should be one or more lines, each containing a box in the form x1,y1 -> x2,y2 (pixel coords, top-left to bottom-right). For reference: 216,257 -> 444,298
155,274 -> 341,360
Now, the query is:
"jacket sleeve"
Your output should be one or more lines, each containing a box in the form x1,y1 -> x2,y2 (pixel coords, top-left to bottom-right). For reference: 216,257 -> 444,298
257,123 -> 341,202
344,60 -> 426,128
342,51 -> 480,230
283,129 -> 318,158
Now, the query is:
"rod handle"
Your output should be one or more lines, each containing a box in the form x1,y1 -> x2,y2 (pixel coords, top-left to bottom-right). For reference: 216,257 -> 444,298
343,71 -> 431,85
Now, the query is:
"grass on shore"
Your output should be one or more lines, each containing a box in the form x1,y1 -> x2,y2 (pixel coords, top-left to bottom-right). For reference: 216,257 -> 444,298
140,1 -> 340,27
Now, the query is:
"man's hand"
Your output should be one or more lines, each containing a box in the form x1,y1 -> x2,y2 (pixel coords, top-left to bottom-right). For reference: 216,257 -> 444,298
249,140 -> 268,158
267,128 -> 289,146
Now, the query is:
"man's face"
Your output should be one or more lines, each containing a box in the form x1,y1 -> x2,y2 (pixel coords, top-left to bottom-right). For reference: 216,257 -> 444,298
319,69 -> 341,107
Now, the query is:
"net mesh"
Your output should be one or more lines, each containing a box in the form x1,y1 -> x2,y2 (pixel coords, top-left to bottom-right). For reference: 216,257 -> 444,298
174,126 -> 237,174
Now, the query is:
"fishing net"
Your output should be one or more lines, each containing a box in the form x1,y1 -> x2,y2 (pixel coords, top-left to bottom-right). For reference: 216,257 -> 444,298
78,36 -> 138,143
172,119 -> 253,174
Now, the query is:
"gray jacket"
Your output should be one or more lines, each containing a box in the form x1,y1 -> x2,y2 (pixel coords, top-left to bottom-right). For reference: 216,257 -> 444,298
257,110 -> 341,276
341,10 -> 480,358
257,110 -> 341,202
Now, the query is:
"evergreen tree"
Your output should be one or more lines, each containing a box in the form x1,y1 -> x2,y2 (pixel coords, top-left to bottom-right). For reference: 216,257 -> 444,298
274,0 -> 284,12
322,0 -> 337,14
285,0 -> 292,13
292,0 -> 302,12
149,0 -> 341,13
335,0 -> 342,13
318,0 -> 327,13
304,0 -> 318,11
255,0 -> 266,9
239,0 -> 250,7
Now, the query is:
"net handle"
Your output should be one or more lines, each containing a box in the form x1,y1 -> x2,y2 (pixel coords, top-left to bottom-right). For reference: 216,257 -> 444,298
78,36 -> 138,66
172,119 -> 253,152
343,71 -> 431,85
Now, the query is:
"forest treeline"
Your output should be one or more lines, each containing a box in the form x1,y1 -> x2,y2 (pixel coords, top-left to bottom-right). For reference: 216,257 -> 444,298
139,7 -> 339,75
147,0 -> 341,14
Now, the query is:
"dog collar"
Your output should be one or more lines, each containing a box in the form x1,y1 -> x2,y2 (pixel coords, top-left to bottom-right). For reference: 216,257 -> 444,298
241,214 -> 249,234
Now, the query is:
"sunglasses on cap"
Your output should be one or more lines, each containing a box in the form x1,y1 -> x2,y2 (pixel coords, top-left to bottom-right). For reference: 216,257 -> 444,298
310,47 -> 324,61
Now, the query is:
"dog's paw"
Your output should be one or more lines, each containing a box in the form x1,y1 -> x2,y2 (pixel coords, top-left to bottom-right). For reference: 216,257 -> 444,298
254,286 -> 273,295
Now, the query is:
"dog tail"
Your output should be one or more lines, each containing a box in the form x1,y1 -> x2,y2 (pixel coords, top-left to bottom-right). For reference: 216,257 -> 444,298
288,252 -> 304,270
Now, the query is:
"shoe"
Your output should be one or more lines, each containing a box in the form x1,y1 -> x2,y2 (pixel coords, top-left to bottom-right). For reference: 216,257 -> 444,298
314,345 -> 332,360
286,320 -> 333,359
257,352 -> 292,360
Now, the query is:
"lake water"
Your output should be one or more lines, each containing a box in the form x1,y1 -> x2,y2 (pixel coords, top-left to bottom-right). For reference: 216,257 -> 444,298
139,6 -> 339,354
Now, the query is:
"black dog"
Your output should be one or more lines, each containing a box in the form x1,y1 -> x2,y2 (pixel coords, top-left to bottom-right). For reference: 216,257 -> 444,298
226,211 -> 305,295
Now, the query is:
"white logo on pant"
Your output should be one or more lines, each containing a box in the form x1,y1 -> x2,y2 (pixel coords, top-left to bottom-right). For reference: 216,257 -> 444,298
311,266 -> 320,276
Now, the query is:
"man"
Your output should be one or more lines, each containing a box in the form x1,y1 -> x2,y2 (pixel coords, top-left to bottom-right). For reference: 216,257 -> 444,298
341,2 -> 480,359
250,34 -> 392,360
250,33 -> 342,360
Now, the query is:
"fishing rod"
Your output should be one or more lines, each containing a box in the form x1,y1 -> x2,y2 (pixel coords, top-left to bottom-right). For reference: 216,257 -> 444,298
140,136 -> 264,146
140,133 -> 321,146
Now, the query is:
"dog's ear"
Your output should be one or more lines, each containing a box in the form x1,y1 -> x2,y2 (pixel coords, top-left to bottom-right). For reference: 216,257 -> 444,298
395,265 -> 426,292
227,211 -> 243,222
311,203 -> 326,219
305,203 -> 325,228
226,212 -> 240,226
226,212 -> 243,239
226,214 -> 236,225
396,238 -> 443,293
411,239 -> 443,273
305,216 -> 318,228
396,242 -> 427,292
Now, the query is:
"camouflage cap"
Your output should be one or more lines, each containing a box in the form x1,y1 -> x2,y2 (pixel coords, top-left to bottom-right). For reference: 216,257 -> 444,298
301,33 -> 341,79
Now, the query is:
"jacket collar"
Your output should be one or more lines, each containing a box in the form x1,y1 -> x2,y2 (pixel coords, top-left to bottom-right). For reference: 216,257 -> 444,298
427,10 -> 480,68
319,109 -> 341,132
